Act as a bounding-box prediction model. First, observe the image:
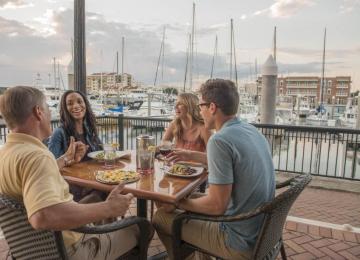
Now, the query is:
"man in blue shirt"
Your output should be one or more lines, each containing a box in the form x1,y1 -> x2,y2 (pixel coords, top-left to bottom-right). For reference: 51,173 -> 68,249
153,79 -> 275,260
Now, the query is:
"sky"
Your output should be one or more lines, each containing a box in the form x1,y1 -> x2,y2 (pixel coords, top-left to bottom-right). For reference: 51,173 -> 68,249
0,0 -> 359,90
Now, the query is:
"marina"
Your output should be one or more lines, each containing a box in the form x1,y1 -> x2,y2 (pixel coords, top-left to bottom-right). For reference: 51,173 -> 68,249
1,1 -> 359,259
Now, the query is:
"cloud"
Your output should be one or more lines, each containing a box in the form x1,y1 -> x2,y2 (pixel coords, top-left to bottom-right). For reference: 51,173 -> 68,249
340,0 -> 360,13
0,7 -> 357,89
252,0 -> 316,18
0,0 -> 32,9
30,9 -> 57,36
277,61 -> 343,75
280,47 -> 360,60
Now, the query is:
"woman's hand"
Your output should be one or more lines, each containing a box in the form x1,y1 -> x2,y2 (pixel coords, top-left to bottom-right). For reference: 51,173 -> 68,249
74,141 -> 89,162
166,149 -> 191,163
63,136 -> 76,164
62,137 -> 88,165
167,149 -> 207,165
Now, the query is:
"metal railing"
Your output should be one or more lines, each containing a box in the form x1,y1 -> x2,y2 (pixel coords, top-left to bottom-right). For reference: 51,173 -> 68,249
2,115 -> 360,181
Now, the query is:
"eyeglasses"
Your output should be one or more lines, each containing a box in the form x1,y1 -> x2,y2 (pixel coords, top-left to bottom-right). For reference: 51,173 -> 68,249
197,102 -> 211,108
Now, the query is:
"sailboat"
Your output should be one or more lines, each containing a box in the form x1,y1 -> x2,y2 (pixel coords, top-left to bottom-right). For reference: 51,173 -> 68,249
306,28 -> 336,126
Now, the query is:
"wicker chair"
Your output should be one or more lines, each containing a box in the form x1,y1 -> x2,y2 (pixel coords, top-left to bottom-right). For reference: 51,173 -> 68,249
0,194 -> 153,260
171,174 -> 312,260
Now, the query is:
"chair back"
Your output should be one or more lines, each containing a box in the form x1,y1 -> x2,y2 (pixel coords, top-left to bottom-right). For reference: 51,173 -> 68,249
0,194 -> 67,260
252,174 -> 311,260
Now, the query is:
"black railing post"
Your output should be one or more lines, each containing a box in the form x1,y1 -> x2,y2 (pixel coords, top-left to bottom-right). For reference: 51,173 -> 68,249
118,114 -> 124,151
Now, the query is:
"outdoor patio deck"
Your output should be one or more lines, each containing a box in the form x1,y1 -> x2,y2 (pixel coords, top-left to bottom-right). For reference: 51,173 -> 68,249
1,174 -> 359,259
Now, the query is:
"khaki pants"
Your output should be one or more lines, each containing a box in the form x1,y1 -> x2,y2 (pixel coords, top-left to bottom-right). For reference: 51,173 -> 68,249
67,225 -> 139,260
152,208 -> 252,260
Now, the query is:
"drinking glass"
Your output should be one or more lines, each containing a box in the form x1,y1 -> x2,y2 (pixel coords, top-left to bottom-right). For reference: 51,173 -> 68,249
103,144 -> 116,169
136,135 -> 156,175
159,141 -> 173,170
137,149 -> 155,175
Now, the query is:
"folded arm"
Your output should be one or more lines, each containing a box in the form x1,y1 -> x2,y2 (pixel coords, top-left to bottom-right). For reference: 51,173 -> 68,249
178,184 -> 232,215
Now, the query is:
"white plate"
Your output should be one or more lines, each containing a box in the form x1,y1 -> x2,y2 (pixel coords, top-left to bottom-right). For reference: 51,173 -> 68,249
165,164 -> 204,178
87,150 -> 131,161
176,161 -> 205,168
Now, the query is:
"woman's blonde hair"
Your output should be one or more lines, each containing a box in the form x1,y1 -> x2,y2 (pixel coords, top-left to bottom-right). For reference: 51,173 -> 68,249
173,93 -> 204,142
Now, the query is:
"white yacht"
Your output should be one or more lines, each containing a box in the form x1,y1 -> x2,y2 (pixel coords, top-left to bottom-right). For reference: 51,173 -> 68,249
339,98 -> 357,128
237,89 -> 259,123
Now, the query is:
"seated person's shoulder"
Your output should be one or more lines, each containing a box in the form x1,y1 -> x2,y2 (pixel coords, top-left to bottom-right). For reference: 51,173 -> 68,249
52,126 -> 65,136
208,134 -> 228,148
168,120 -> 176,129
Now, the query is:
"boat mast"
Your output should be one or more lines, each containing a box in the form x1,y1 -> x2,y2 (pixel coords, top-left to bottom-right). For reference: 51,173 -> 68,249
189,2 -> 195,91
210,35 -> 218,79
232,19 -> 238,87
53,57 -> 57,89
100,50 -> 103,103
255,58 -> 259,103
320,28 -> 326,108
121,37 -> 125,105
154,26 -> 166,86
183,33 -> 191,92
122,36 -> 125,76
161,27 -> 165,84
230,19 -> 233,81
273,26 -> 277,62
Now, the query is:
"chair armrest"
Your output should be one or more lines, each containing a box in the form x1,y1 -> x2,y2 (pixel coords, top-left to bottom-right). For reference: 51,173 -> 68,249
276,177 -> 295,189
174,202 -> 269,225
71,216 -> 149,234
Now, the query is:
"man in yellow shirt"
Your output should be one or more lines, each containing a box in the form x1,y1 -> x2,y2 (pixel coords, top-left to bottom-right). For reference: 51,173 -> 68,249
0,86 -> 150,259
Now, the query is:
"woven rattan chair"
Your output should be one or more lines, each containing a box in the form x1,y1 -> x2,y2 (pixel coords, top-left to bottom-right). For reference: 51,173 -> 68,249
171,174 -> 312,260
0,194 -> 153,260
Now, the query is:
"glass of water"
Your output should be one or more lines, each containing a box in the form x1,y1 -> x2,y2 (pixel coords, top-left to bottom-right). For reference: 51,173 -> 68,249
103,144 -> 116,169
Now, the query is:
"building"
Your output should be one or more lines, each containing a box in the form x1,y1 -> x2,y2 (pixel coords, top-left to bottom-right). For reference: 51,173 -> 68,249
86,73 -> 135,93
257,76 -> 351,106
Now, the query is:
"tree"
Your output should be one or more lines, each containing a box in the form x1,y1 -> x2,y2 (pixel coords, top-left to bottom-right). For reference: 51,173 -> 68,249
163,87 -> 178,95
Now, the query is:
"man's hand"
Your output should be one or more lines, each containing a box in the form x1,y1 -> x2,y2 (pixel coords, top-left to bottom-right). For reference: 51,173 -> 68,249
106,184 -> 134,217
166,149 -> 191,163
74,141 -> 89,162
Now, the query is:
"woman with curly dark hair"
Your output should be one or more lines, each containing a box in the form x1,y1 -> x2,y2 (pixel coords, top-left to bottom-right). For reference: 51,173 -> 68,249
49,90 -> 102,160
49,90 -> 103,202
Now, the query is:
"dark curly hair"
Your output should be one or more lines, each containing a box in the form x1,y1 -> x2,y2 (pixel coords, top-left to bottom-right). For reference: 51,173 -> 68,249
59,90 -> 100,146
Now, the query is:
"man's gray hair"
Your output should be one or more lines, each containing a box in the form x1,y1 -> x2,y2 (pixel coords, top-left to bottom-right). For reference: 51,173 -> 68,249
0,86 -> 46,129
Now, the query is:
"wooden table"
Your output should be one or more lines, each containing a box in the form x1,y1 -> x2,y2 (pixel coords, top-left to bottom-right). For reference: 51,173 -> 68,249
61,151 -> 208,218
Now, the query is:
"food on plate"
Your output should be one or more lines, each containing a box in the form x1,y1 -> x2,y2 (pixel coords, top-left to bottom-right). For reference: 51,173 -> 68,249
96,169 -> 139,184
94,151 -> 116,160
95,151 -> 105,160
169,164 -> 197,176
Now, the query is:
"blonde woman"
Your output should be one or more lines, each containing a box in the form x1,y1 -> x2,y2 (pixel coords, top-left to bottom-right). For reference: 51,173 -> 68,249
161,93 -> 212,165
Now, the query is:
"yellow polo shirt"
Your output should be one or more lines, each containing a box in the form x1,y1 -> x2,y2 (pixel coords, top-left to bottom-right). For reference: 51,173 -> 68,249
0,133 -> 81,247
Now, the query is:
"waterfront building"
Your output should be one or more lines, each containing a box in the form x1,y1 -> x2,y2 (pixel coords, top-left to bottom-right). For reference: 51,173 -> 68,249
257,76 -> 351,107
86,72 -> 135,93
